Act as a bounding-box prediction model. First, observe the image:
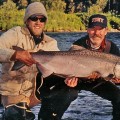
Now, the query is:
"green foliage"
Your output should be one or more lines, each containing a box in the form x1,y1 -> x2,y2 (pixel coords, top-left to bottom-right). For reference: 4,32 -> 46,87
88,0 -> 107,15
96,0 -> 107,9
0,1 -> 120,31
30,0 -> 66,12
0,1 -> 24,30
31,0 -> 40,2
45,11 -> 85,32
76,13 -> 89,28
40,0 -> 66,12
18,0 -> 28,9
107,14 -> 120,30
88,5 -> 101,15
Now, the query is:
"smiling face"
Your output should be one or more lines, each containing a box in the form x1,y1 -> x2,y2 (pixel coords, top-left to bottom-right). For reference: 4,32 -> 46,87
26,15 -> 46,37
87,26 -> 108,47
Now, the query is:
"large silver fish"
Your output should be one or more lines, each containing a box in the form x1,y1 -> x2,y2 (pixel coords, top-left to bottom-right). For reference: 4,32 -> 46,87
12,46 -> 120,79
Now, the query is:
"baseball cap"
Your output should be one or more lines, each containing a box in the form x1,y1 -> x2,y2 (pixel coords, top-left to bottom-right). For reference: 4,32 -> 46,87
88,14 -> 107,28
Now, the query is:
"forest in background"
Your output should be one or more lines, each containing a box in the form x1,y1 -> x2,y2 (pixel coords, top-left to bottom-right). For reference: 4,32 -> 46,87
0,0 -> 120,32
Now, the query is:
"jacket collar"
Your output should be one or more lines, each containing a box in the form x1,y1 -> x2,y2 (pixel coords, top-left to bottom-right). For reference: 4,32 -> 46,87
86,38 -> 106,52
21,26 -> 49,43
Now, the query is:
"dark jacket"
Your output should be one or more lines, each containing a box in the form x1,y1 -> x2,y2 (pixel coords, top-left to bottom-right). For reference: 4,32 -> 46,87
71,35 -> 120,56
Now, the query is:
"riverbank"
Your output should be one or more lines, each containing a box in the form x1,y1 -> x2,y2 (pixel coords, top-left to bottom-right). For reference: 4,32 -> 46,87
0,28 -> 120,34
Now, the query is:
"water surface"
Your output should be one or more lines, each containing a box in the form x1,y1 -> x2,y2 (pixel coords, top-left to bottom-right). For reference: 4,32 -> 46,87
0,32 -> 120,120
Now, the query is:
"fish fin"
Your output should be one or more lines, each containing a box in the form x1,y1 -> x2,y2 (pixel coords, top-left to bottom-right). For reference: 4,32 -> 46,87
12,46 -> 24,51
11,61 -> 25,71
37,63 -> 53,78
53,73 -> 74,78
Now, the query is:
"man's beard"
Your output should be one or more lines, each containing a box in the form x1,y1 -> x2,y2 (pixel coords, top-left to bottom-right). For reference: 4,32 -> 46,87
92,34 -> 101,39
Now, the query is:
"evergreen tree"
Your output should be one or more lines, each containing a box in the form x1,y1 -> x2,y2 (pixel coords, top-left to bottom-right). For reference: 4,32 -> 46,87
88,0 -> 107,14
40,0 -> 66,12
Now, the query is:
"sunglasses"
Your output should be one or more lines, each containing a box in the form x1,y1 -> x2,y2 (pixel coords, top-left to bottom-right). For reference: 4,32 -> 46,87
29,16 -> 46,22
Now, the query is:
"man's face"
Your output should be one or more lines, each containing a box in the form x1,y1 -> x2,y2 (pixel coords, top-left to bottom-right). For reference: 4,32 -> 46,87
26,15 -> 46,37
87,26 -> 108,46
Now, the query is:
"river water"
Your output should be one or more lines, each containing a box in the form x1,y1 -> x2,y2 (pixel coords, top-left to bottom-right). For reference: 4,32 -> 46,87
0,32 -> 120,120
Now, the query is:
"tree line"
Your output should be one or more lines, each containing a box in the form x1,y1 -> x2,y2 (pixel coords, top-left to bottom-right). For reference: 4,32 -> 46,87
0,0 -> 120,31
1,0 -> 120,14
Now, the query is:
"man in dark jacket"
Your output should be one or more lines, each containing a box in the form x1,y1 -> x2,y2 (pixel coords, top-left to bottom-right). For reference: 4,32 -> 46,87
64,14 -> 120,120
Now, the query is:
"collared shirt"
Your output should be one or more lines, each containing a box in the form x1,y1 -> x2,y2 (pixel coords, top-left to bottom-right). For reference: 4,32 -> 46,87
86,38 -> 106,52
71,35 -> 120,56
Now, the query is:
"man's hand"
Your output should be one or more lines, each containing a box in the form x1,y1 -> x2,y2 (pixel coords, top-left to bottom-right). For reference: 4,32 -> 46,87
64,71 -> 101,87
87,71 -> 101,79
64,77 -> 78,87
10,51 -> 36,66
